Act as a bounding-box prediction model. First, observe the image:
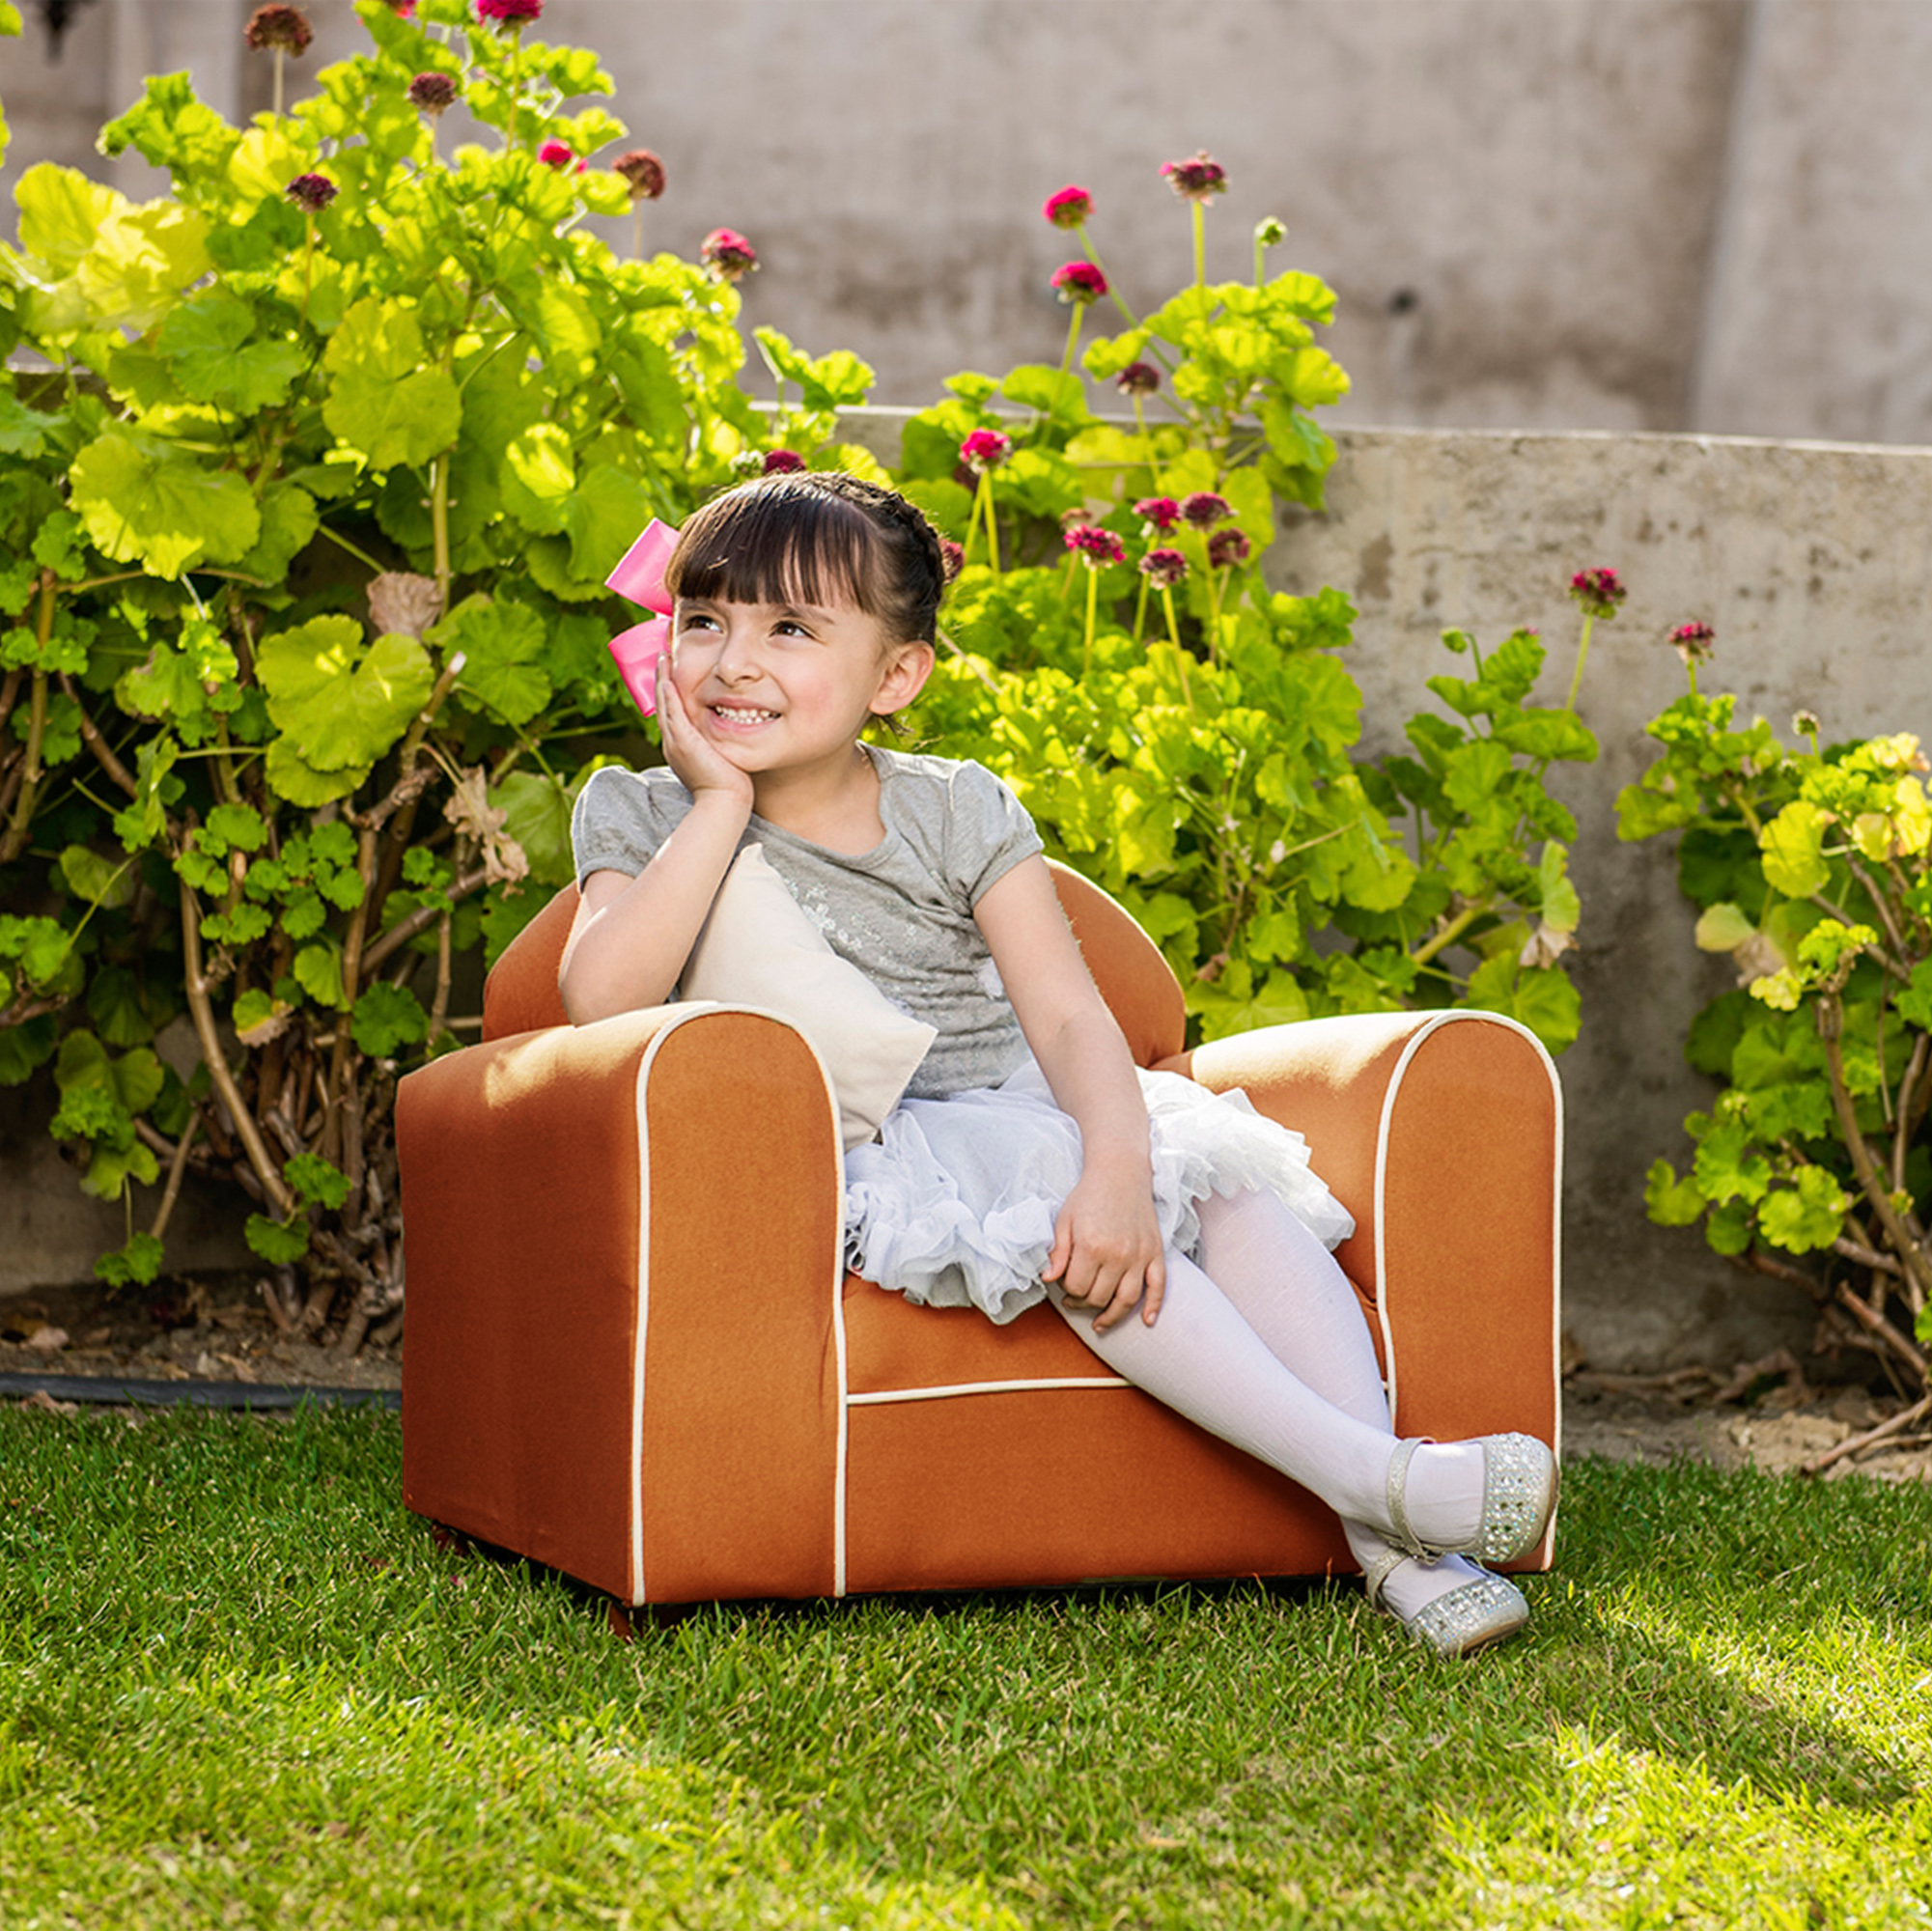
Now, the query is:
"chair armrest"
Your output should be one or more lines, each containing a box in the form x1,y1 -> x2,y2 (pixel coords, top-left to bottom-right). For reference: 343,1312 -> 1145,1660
1158,1010 -> 1562,1467
397,1003 -> 846,1604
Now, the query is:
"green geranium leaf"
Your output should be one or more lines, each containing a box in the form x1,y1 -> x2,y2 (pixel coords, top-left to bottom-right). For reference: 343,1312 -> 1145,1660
205,802 -> 267,854
322,297 -> 461,469
499,423 -> 574,534
263,736 -> 369,806
490,770 -> 575,886
0,393 -> 54,457
285,1152 -> 352,1211
235,481 -> 319,581
95,1231 -> 166,1289
439,595 -> 551,726
98,72 -> 240,181
0,1015 -> 56,1084
157,291 -> 306,411
14,162 -> 120,276
257,616 -> 434,772
1694,902 -> 1757,953
1536,842 -> 1581,934
1760,799 -> 1832,900
245,1213 -> 311,1266
57,844 -> 134,908
350,982 -> 429,1057
292,942 -> 345,1011
1758,1165 -> 1852,1254
70,432 -> 261,579
562,462 -> 656,586
1644,1159 -> 1707,1227
75,202 -> 213,332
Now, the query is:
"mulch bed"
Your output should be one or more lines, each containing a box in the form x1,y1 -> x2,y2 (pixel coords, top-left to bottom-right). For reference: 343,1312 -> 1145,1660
3,1274 -> 1926,1485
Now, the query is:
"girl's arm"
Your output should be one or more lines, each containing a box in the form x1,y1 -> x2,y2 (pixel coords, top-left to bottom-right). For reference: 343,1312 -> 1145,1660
558,659 -> 753,1023
973,854 -> 1166,1329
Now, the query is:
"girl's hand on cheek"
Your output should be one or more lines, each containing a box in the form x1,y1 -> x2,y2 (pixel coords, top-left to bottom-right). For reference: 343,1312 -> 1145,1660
657,658 -> 754,811
1043,1165 -> 1166,1332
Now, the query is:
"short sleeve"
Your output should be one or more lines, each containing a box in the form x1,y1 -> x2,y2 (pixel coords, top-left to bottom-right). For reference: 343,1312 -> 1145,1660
571,766 -> 690,886
948,760 -> 1046,907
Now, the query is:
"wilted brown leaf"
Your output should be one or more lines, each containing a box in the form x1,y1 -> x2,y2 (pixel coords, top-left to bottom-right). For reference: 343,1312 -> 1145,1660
444,767 -> 528,886
367,572 -> 444,641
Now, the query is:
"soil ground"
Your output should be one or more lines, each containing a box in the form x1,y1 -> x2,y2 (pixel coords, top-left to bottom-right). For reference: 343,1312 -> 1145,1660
3,1271 -> 1928,1485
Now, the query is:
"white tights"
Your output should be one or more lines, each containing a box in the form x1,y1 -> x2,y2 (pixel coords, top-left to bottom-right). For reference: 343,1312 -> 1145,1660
1051,1188 -> 1491,1622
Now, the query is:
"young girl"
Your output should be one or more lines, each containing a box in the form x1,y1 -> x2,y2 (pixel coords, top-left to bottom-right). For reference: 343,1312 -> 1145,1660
561,471 -> 1554,1657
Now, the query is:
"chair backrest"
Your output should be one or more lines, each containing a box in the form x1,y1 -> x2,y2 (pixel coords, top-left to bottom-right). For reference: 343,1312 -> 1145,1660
482,859 -> 1187,1067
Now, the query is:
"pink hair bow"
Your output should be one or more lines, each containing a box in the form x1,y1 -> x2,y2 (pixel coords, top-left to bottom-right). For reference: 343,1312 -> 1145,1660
605,518 -> 680,717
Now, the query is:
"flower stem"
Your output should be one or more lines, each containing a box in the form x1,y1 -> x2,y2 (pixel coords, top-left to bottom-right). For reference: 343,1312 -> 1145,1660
1049,303 -> 1084,421
1078,226 -> 1144,334
1253,226 -> 1268,286
982,474 -> 1000,576
1564,612 -> 1594,714
1081,565 -> 1099,678
273,49 -> 285,119
1131,394 -> 1164,493
1133,575 -> 1149,643
631,206 -> 644,259
1192,203 -> 1206,289
431,454 -> 452,609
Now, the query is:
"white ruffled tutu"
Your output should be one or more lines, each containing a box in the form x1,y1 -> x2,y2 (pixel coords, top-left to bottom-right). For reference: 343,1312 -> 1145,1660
844,1058 -> 1355,1324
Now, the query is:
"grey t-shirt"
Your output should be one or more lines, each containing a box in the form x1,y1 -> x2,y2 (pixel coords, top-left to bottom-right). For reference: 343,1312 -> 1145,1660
570,745 -> 1046,1099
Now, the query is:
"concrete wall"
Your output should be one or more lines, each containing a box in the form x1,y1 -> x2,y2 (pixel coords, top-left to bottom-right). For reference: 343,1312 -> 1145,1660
9,1 -> 1932,443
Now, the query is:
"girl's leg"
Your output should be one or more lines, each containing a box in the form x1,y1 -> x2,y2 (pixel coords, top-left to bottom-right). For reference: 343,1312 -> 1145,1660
1050,1238 -> 1491,1565
1190,1188 -> 1492,1621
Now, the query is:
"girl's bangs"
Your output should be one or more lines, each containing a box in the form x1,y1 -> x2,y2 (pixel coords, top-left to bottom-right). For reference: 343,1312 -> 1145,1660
667,486 -> 881,616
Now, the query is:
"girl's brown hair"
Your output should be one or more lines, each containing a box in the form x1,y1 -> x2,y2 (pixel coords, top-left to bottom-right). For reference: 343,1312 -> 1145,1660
664,471 -> 947,646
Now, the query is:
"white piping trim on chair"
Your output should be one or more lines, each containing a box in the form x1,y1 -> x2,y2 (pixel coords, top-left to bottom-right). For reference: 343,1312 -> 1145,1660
627,1004 -> 849,1608
1370,1009 -> 1563,1449
847,1375 -> 1132,1407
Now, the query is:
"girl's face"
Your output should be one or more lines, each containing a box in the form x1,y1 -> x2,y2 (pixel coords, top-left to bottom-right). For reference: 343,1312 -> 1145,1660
668,588 -> 930,780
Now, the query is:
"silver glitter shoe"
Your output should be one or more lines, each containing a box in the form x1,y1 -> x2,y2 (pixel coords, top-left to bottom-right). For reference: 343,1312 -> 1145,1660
1385,1431 -> 1557,1565
1363,1552 -> 1531,1658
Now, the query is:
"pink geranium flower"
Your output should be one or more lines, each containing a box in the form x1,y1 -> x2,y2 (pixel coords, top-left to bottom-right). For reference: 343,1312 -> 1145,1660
1180,490 -> 1230,529
1208,528 -> 1251,569
1569,567 -> 1627,619
1669,621 -> 1715,665
1050,261 -> 1108,305
1161,150 -> 1228,202
763,449 -> 806,474
538,139 -> 575,168
1139,547 -> 1189,591
615,149 -> 666,201
475,0 -> 542,22
1043,185 -> 1094,230
1134,495 -> 1182,534
407,72 -> 457,114
960,429 -> 1013,473
1115,363 -> 1160,397
1065,524 -> 1126,567
702,228 -> 758,283
285,172 -> 337,211
244,4 -> 313,53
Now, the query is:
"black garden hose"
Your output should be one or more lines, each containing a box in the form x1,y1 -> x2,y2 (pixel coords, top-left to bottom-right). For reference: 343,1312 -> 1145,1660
0,1371 -> 399,1412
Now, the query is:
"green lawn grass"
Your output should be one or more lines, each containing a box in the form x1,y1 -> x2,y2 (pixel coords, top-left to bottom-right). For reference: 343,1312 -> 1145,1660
1,1407 -> 1927,1930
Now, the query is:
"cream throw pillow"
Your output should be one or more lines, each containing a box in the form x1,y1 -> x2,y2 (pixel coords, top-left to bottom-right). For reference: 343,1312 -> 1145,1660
680,844 -> 937,1150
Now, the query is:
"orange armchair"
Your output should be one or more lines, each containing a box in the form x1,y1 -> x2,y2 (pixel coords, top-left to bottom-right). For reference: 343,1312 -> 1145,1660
396,863 -> 1560,1607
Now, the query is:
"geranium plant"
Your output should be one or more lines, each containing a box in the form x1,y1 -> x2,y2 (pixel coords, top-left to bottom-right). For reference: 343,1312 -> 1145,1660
0,0 -> 770,1339
892,160 -> 1597,1049
1622,632 -> 1932,1426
